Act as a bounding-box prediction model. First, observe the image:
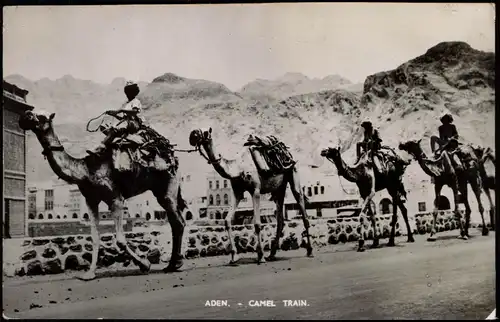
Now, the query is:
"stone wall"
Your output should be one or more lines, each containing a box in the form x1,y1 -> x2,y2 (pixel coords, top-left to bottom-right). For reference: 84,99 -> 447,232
4,210 -> 482,277
27,221 -> 134,238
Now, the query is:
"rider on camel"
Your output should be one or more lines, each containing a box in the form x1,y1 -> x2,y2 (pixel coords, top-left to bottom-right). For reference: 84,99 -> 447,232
356,121 -> 409,202
429,113 -> 465,171
87,81 -> 146,156
430,113 -> 459,157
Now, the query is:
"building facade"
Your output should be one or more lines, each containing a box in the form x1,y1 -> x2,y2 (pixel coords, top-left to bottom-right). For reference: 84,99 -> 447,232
3,81 -> 34,238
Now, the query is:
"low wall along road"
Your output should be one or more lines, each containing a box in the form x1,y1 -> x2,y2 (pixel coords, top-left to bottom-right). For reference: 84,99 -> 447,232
3,210 -> 484,277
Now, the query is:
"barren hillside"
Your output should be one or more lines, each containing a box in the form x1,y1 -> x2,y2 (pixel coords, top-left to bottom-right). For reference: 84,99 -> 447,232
7,41 -> 495,193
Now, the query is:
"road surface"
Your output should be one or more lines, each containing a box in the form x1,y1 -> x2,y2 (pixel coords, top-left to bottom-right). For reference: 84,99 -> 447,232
3,230 -> 496,320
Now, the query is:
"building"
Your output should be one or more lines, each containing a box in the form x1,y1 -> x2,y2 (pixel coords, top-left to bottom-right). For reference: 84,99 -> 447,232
27,180 -> 125,222
283,170 -> 359,219
3,81 -> 34,238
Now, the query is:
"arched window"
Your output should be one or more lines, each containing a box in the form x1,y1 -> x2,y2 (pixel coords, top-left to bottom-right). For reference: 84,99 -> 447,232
63,215 -> 67,219
209,195 -> 214,205
38,213 -> 44,220
320,186 -> 325,194
314,186 -> 318,195
48,213 -> 53,219
307,187 -> 312,197
72,213 -> 78,219
216,194 -> 221,206
379,198 -> 393,215
146,212 -> 151,221
135,214 -> 141,218
435,196 -> 451,211
216,180 -> 220,189
83,213 -> 89,220
56,215 -> 61,219
224,194 -> 229,205
29,213 -> 35,220
186,211 -> 193,220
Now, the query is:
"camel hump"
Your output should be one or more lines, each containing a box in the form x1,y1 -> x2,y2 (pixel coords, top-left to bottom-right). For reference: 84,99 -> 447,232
246,134 -> 296,175
109,126 -> 178,174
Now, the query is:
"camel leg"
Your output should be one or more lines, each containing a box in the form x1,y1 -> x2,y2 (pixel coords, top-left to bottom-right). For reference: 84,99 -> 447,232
155,186 -> 186,273
289,168 -> 313,257
111,197 -> 151,273
252,190 -> 265,264
77,199 -> 100,281
225,192 -> 242,265
397,194 -> 414,243
357,189 -> 375,252
453,182 -> 467,239
471,178 -> 488,236
483,187 -> 495,230
368,200 -> 379,248
427,182 -> 443,242
387,193 -> 399,247
267,186 -> 287,261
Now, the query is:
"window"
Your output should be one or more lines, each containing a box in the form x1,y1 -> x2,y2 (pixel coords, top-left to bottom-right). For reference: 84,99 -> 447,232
202,197 -> 207,203
83,213 -> 89,220
146,200 -> 149,206
146,212 -> 152,221
216,180 -> 220,189
418,202 -> 426,212
44,189 -> 54,211
379,198 -> 393,215
216,194 -> 221,206
45,189 -> 53,197
215,211 -> 222,219
307,187 -> 312,197
28,213 -> 35,220
224,194 -> 229,205
136,214 -> 141,218
209,195 -> 214,205
209,181 -> 213,189
223,180 -> 228,188
63,215 -> 67,219
48,214 -> 53,219
186,211 -> 193,220
72,213 -> 78,219
38,213 -> 44,219
56,215 -> 61,219
314,186 -> 318,195
320,186 -> 325,194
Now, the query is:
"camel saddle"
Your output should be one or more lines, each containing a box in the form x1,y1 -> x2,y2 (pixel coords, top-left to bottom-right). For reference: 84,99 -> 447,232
244,134 -> 296,174
109,126 -> 178,174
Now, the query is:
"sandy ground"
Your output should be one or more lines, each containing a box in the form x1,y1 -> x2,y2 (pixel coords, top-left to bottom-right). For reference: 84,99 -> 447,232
3,229 -> 496,320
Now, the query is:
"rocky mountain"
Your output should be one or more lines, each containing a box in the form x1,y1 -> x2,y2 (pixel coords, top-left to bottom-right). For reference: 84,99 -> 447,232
239,72 -> 359,100
7,41 -> 495,194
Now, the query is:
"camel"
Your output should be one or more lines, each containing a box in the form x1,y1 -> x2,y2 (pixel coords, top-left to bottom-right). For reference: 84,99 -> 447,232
188,128 -> 313,264
19,110 -> 188,281
320,146 -> 415,252
398,139 -> 489,240
473,146 -> 496,230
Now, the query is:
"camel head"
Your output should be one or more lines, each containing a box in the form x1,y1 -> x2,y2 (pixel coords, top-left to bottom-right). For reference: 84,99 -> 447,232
398,139 -> 424,159
320,147 -> 341,159
189,127 -> 213,148
18,110 -> 55,133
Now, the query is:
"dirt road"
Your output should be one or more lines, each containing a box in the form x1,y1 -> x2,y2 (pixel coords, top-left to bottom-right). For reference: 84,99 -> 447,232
3,230 -> 496,319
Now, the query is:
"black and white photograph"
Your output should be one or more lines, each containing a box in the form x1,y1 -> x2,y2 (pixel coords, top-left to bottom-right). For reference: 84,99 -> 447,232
2,3 -> 496,319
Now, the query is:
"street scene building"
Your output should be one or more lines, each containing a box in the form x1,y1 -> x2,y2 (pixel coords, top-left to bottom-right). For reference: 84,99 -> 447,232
3,80 -> 34,238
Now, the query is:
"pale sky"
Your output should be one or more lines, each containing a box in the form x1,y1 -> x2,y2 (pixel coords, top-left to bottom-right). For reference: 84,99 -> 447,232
3,3 -> 495,90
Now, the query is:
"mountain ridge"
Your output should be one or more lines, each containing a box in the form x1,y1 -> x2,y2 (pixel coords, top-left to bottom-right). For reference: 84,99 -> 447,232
6,41 -> 495,194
